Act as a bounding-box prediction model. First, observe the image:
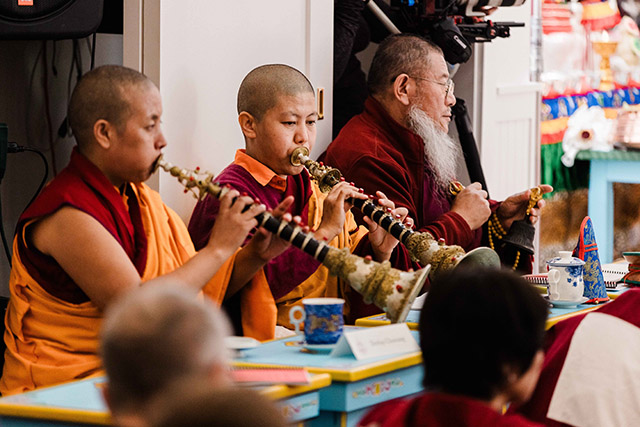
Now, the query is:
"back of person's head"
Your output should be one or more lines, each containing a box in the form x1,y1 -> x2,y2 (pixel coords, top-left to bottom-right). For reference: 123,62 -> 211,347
367,34 -> 443,97
100,284 -> 232,418
419,267 -> 548,401
151,379 -> 287,427
69,65 -> 152,148
237,64 -> 314,121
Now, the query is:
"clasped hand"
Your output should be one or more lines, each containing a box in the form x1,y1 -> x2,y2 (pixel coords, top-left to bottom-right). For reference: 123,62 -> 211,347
450,182 -> 491,230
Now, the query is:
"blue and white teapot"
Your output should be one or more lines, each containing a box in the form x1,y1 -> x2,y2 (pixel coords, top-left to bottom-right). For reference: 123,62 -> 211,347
546,251 -> 585,302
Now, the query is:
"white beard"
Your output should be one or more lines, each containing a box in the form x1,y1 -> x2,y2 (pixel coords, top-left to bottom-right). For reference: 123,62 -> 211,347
407,104 -> 461,192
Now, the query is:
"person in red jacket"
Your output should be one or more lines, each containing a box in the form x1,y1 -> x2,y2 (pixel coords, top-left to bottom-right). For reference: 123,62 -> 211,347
323,34 -> 552,273
358,267 -> 548,427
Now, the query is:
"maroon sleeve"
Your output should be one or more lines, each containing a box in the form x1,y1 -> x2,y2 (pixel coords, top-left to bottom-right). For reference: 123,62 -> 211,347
422,210 -> 475,250
339,154 -> 476,249
188,194 -> 221,251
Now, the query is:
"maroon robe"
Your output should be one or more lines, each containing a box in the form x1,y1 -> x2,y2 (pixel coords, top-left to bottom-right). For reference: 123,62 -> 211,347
358,393 -> 543,427
323,97 -> 532,272
17,147 -> 147,303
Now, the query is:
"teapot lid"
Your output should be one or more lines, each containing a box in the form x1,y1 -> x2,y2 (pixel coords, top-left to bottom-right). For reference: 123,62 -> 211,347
547,250 -> 585,267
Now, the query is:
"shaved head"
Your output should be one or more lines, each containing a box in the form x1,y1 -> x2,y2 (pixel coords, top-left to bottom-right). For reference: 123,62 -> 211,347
68,65 -> 153,147
237,64 -> 314,120
368,34 -> 443,96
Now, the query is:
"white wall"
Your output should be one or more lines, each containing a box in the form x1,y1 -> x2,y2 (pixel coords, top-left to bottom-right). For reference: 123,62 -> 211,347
472,5 -> 542,268
475,5 -> 541,201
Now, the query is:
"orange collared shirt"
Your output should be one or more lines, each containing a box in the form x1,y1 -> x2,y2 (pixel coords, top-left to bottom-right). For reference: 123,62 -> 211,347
233,149 -> 287,192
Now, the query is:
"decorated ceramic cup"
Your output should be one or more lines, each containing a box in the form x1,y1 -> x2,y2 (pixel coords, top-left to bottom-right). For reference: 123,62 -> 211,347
546,251 -> 585,302
289,298 -> 345,344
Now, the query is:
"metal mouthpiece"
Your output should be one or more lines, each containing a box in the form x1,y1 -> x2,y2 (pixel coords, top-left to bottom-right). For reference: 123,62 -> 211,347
290,147 -> 310,167
152,155 -> 167,173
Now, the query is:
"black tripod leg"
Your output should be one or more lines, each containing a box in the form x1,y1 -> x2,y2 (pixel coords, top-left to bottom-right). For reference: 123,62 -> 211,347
451,97 -> 489,197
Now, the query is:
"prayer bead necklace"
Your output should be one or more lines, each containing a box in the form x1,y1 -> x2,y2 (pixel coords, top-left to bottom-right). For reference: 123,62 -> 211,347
487,212 -> 520,270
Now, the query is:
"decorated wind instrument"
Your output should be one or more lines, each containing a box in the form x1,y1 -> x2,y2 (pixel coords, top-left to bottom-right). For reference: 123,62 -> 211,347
156,156 -> 428,323
290,147 -> 500,276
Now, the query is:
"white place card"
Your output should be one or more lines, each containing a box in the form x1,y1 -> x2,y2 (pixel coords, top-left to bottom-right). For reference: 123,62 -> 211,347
330,324 -> 420,360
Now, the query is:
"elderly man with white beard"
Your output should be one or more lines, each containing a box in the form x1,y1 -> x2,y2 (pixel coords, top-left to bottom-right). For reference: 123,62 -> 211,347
322,34 -> 552,273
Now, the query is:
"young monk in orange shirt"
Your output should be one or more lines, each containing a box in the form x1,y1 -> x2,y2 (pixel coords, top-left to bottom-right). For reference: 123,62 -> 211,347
189,64 -> 414,338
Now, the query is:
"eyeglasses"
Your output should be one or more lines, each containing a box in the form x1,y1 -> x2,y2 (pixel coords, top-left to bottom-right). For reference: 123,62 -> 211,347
409,76 -> 455,98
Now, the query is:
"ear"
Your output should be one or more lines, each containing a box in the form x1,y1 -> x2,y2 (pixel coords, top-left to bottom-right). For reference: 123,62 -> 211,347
391,73 -> 414,106
504,350 -> 545,399
93,119 -> 114,150
238,111 -> 258,140
530,350 -> 545,374
101,381 -> 114,412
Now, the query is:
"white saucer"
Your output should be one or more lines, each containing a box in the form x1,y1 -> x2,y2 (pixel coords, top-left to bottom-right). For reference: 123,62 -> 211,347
224,336 -> 261,350
303,343 -> 336,352
548,297 -> 588,308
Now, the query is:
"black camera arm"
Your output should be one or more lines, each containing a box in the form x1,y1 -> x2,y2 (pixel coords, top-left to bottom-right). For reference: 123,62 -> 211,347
456,20 -> 525,43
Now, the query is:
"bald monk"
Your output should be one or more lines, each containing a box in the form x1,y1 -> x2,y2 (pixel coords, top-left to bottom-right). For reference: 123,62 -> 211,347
189,64 -> 414,336
0,65 -> 291,395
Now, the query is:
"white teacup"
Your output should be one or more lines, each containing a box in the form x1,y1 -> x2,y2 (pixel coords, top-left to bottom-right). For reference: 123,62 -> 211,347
546,251 -> 585,302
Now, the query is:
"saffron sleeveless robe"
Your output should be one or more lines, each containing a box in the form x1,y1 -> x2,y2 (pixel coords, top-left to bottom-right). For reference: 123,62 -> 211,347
0,148 -> 235,395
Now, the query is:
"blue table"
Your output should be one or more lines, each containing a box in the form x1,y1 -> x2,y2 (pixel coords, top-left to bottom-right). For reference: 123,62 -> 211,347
234,328 -> 423,427
356,301 -> 608,331
0,377 -> 109,427
577,150 -> 640,263
0,373 -> 331,426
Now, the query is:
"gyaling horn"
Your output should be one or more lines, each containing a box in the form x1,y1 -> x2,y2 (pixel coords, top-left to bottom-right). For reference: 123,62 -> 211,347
156,156 -> 429,323
290,147 -> 500,277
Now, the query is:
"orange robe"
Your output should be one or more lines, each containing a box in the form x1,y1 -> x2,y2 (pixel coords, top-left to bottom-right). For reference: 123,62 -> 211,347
0,149 -> 233,395
271,181 -> 368,328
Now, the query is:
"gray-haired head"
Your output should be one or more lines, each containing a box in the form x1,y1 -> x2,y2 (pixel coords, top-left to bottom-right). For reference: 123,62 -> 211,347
100,284 -> 231,416
237,64 -> 314,121
367,34 -> 443,96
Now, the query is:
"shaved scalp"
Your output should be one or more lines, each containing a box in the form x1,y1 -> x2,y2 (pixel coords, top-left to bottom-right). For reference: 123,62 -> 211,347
68,65 -> 153,147
237,64 -> 314,120
368,34 -> 443,96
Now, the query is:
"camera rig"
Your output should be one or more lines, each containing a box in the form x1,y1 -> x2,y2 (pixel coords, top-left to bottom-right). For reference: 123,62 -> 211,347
389,0 -> 526,64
